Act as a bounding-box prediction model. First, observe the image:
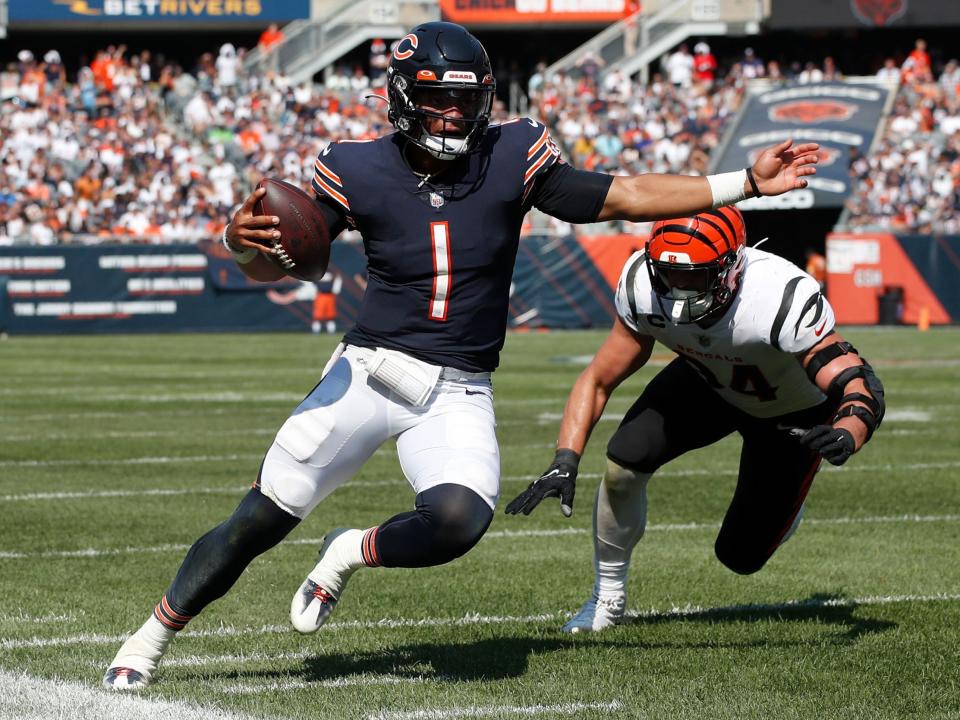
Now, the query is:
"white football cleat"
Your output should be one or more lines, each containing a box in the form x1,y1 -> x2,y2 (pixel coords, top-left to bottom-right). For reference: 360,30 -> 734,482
561,592 -> 626,634
102,631 -> 165,691
290,528 -> 362,634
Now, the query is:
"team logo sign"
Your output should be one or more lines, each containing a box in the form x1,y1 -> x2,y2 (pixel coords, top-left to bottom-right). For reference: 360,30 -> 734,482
850,0 -> 907,26
769,101 -> 858,124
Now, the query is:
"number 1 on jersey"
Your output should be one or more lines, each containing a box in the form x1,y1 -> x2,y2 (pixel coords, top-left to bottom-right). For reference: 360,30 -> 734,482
429,221 -> 452,321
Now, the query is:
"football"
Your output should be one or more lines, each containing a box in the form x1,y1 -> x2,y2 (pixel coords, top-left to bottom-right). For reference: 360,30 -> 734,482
253,177 -> 331,282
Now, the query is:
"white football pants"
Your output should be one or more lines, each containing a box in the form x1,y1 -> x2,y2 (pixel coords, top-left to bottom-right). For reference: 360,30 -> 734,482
259,345 -> 500,519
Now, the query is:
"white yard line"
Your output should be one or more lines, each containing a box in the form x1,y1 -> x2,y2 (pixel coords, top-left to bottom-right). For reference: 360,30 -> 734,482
0,454 -> 264,469
1,514 -> 958,561
4,453 -> 960,478
366,700 -> 623,720
4,594 -> 959,652
0,669 -> 259,720
3,429 -> 277,443
0,612 -> 79,625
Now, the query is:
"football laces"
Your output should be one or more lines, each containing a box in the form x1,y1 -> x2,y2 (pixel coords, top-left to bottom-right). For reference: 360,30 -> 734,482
273,241 -> 296,270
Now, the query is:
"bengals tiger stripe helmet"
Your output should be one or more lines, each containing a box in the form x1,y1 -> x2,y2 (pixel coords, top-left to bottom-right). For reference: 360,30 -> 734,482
646,206 -> 747,324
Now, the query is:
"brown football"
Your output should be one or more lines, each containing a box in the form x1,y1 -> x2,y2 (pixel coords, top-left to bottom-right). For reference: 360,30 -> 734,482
253,177 -> 331,282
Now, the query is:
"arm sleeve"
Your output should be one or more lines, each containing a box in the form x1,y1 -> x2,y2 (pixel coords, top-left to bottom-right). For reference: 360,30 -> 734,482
769,275 -> 837,354
312,193 -> 349,240
530,162 -> 614,224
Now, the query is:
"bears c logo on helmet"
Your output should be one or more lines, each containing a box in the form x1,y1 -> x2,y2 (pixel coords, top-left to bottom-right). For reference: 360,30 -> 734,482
393,33 -> 418,61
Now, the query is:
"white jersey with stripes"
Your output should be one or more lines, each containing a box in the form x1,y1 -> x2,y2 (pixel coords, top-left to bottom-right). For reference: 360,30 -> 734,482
615,246 -> 835,418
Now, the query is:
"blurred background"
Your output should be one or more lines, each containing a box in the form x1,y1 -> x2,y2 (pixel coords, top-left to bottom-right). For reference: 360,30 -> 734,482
1,0 -> 958,335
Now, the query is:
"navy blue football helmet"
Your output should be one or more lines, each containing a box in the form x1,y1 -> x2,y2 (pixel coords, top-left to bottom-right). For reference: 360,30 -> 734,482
387,22 -> 496,159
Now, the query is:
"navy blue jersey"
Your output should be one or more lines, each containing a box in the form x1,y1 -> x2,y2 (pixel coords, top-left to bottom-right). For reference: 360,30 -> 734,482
312,118 -> 610,372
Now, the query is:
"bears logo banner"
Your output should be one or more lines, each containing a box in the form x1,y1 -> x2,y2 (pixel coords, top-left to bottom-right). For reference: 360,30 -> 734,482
769,0 -> 960,28
711,82 -> 894,210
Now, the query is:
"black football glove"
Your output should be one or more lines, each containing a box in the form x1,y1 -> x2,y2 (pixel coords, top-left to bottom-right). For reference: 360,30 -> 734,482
798,424 -> 856,466
505,449 -> 580,517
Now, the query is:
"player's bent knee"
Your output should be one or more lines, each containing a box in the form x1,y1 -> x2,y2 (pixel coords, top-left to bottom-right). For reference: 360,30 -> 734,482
606,430 -> 662,474
714,537 -> 771,576
603,459 -> 649,494
422,483 -> 493,560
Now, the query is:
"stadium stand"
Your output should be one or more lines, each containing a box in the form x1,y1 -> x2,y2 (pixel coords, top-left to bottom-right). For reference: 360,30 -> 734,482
841,51 -> 960,233
1,36 -> 957,244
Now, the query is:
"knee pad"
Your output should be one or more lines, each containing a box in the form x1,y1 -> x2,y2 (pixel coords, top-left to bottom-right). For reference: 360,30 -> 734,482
603,460 -> 650,494
606,436 -> 661,476
419,483 -> 493,558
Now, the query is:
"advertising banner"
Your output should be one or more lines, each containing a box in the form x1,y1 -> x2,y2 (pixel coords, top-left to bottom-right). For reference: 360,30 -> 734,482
769,0 -> 960,29
7,0 -> 309,23
0,236 -> 639,335
439,0 -> 625,26
826,232 -> 955,325
713,82 -> 894,210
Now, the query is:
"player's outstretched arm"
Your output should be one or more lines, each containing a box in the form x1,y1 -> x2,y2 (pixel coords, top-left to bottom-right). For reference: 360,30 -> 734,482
223,186 -> 286,282
505,319 -> 655,517
795,333 -> 886,466
597,139 -> 819,222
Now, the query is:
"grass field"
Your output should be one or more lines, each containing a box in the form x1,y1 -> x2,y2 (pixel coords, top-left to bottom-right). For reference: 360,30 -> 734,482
1,327 -> 959,720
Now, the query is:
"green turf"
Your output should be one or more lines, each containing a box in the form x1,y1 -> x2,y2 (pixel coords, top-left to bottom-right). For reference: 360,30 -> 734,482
1,328 -> 959,719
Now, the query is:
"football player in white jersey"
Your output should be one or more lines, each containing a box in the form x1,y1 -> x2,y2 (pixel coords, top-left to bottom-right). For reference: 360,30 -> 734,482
506,206 -> 885,633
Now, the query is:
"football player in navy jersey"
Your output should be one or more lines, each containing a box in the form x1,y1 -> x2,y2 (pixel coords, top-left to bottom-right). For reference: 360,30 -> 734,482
505,207 -> 885,633
104,22 -> 819,690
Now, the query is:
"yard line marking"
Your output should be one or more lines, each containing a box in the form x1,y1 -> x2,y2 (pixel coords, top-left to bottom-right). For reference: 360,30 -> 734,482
0,488 -> 250,502
0,612 -> 79,625
4,429 -> 277,443
366,700 -> 623,720
6,455 -> 960,477
2,514 -> 959,560
625,593 -> 960,620
0,454 -> 264,468
0,669 -> 259,720
883,409 -> 931,422
4,594 -> 959,651
0,389 -> 301,403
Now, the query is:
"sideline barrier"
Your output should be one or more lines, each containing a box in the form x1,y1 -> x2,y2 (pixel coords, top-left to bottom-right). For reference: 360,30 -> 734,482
0,235 -> 640,335
826,233 -> 957,325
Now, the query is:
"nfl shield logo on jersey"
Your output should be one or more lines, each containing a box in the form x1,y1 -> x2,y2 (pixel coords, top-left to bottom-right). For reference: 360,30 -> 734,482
697,334 -> 711,347
430,192 -> 444,208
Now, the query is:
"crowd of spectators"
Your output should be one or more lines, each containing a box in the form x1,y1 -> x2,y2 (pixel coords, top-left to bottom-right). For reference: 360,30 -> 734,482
0,42 -> 393,245
843,39 -> 960,233
0,33 -> 957,244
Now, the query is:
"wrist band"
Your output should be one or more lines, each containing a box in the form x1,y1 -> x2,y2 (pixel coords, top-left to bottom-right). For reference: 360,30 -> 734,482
705,169 -> 748,208
745,166 -> 762,197
222,225 -> 257,264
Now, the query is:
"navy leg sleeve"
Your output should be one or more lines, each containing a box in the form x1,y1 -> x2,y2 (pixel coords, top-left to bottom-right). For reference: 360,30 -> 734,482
375,483 -> 493,568
165,487 -> 300,617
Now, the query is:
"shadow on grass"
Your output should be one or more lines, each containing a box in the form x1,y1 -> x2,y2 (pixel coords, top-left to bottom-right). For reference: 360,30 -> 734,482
192,593 -> 895,686
620,591 -> 897,643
